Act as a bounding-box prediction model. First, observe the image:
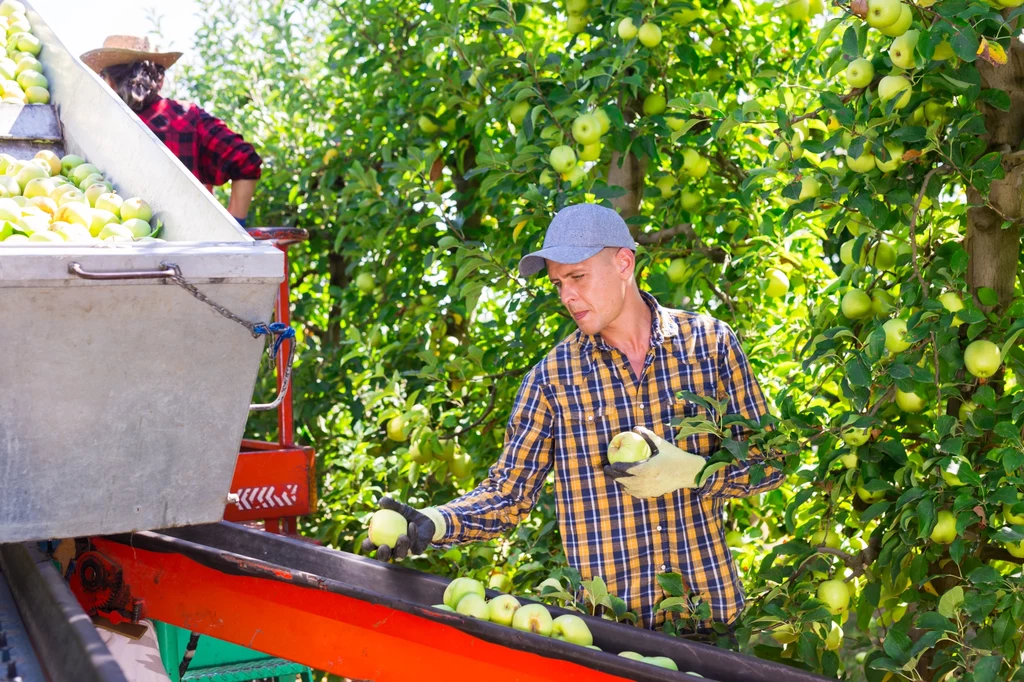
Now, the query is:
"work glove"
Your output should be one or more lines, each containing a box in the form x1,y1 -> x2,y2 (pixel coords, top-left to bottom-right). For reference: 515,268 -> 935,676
360,497 -> 447,562
604,426 -> 707,498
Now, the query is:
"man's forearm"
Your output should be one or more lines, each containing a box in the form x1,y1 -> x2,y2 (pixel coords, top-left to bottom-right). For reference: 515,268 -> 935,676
227,178 -> 258,220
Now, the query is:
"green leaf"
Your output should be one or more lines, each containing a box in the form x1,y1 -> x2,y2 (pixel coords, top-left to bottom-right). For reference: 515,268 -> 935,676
978,287 -> 999,307
938,586 -> 964,618
974,655 -> 1003,682
882,629 -> 912,665
656,572 -> 685,597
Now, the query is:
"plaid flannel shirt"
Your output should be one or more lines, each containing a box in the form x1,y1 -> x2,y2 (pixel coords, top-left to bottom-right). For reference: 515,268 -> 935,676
136,98 -> 262,187
437,291 -> 784,628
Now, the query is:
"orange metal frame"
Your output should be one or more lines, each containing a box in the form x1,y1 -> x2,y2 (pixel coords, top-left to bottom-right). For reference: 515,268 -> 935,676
224,228 -> 316,535
84,536 -> 628,682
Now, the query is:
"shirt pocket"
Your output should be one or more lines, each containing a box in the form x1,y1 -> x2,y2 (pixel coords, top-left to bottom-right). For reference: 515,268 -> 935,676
546,385 -> 612,470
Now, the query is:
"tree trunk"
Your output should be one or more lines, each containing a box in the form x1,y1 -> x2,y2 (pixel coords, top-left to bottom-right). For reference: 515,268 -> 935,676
608,97 -> 647,223
966,33 -> 1024,310
325,250 -> 348,347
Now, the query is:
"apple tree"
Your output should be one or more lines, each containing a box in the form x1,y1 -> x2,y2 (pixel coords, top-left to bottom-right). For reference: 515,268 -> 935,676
180,0 -> 1024,678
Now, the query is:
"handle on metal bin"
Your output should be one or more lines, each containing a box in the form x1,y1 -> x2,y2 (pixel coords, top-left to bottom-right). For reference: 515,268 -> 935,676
68,262 -> 178,280
249,325 -> 295,412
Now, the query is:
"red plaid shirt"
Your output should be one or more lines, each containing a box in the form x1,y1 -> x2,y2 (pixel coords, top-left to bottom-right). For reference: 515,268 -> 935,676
136,97 -> 261,187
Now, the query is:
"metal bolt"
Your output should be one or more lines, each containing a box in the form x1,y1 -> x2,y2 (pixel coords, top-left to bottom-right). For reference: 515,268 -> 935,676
226,493 -> 240,505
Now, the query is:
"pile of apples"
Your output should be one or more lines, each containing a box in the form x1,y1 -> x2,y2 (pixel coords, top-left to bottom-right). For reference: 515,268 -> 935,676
0,0 -> 51,105
0,149 -> 158,244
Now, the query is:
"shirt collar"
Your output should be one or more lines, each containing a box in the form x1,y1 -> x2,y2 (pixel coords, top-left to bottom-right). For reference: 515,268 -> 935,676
577,290 -> 678,354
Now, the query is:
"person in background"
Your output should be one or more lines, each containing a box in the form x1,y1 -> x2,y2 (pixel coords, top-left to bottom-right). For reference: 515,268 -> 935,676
81,35 -> 261,227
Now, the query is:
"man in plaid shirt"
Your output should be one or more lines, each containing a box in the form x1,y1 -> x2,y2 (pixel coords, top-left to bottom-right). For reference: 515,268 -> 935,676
81,36 -> 262,227
365,203 -> 785,629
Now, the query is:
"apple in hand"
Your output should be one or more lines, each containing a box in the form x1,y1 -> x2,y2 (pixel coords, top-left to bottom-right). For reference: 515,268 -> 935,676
964,339 -> 1000,379
367,508 -> 409,548
607,431 -> 651,463
845,58 -> 874,88
512,603 -> 554,636
487,594 -> 521,626
816,579 -> 851,614
930,510 -> 956,544
551,614 -> 593,646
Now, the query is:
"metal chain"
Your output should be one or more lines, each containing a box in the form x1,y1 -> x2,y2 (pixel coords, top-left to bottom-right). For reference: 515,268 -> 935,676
161,261 -> 295,412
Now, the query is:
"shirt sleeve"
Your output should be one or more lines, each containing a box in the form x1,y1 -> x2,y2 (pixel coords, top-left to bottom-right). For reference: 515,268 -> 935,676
436,371 -> 554,544
700,323 -> 785,499
195,107 -> 262,186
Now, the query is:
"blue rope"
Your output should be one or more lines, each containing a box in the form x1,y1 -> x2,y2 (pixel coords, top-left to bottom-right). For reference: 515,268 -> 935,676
253,322 -> 296,360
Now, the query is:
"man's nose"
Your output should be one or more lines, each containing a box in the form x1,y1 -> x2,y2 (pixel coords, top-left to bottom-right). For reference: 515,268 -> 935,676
560,284 -> 576,307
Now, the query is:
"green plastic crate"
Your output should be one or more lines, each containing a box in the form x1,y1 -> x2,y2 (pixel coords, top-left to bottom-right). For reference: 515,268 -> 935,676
153,620 -> 313,682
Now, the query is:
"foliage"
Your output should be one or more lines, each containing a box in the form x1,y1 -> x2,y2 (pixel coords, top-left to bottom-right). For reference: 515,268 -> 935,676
181,0 -> 1024,678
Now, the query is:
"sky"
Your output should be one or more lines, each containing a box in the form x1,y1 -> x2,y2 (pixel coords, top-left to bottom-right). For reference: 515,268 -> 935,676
31,0 -> 202,62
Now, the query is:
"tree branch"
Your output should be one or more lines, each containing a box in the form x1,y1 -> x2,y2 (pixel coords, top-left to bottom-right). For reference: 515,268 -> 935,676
637,223 -> 728,263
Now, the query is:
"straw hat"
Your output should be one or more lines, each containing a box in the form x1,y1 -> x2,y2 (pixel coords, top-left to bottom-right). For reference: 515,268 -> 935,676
80,35 -> 182,73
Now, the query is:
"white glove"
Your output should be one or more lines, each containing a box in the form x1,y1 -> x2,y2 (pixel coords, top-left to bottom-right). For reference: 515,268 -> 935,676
604,426 -> 707,498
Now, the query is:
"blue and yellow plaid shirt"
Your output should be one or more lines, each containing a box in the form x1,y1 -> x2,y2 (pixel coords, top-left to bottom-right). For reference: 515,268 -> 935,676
437,292 -> 784,627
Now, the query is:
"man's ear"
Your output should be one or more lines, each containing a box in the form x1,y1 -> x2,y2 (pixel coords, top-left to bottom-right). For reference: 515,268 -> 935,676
615,247 -> 635,279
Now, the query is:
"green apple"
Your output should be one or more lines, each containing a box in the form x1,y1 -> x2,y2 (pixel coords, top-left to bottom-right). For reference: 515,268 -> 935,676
95,193 -> 123,217
840,240 -> 856,265
655,175 -> 677,199
799,176 -> 821,200
70,163 -> 101,185
845,58 -> 875,88
368,508 -> 408,548
817,579 -> 851,614
53,222 -> 92,242
874,141 -> 905,173
811,528 -> 842,549
98,223 -> 134,241
667,259 -> 687,284
888,30 -> 919,69
1003,499 -> 1024,525
872,290 -> 895,315
444,577 -> 486,609
681,148 -> 704,174
619,651 -> 645,660
433,603 -> 455,612
842,428 -> 870,447
1005,541 -> 1024,559
856,485 -> 885,503
354,272 -> 375,293
877,75 -> 912,109
16,69 -> 44,90
15,33 -> 38,56
645,656 -> 679,670
637,22 -> 662,47
895,389 -> 925,413
486,594 -> 521,626
839,452 -> 859,469
846,151 -> 876,173
579,142 -> 602,162
121,219 -> 153,238
561,165 -> 586,187
617,17 -> 638,40
120,197 -> 153,222
572,114 -> 601,145
512,603 -> 553,636
566,0 -> 588,12
933,39 -> 954,60
958,401 -> 976,422
591,110 -> 611,136
60,154 -> 85,176
0,1 -> 25,17
567,14 -> 588,34
509,101 -> 530,127
841,288 -> 873,319
27,230 -> 62,243
22,176 -> 53,199
824,622 -> 843,651
930,510 -> 956,543
387,415 -> 408,441
666,115 -> 685,131
771,624 -> 799,644
642,93 -> 666,116
879,3 -> 912,36
883,318 -> 910,353
418,115 -> 439,134
765,269 -> 789,297
784,0 -> 810,19
549,145 -> 577,174
680,190 -> 701,212
607,431 -> 651,463
456,593 -> 490,620
964,339 -> 1000,379
866,0 -> 902,28
551,614 -> 593,646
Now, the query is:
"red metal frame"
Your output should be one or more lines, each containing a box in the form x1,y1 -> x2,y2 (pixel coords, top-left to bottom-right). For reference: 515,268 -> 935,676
77,536 -> 628,682
223,227 -> 315,535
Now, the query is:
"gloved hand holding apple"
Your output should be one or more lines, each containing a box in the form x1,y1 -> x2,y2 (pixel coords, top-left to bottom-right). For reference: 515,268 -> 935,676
361,497 -> 446,562
604,427 -> 707,498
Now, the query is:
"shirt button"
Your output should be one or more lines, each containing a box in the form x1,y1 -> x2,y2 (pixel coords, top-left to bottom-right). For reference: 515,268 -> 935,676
656,525 -> 663,531
639,404 -> 645,410
661,564 -> 668,571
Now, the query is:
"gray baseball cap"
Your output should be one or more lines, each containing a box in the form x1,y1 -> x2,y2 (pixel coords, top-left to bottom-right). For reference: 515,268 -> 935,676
518,203 -> 636,277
